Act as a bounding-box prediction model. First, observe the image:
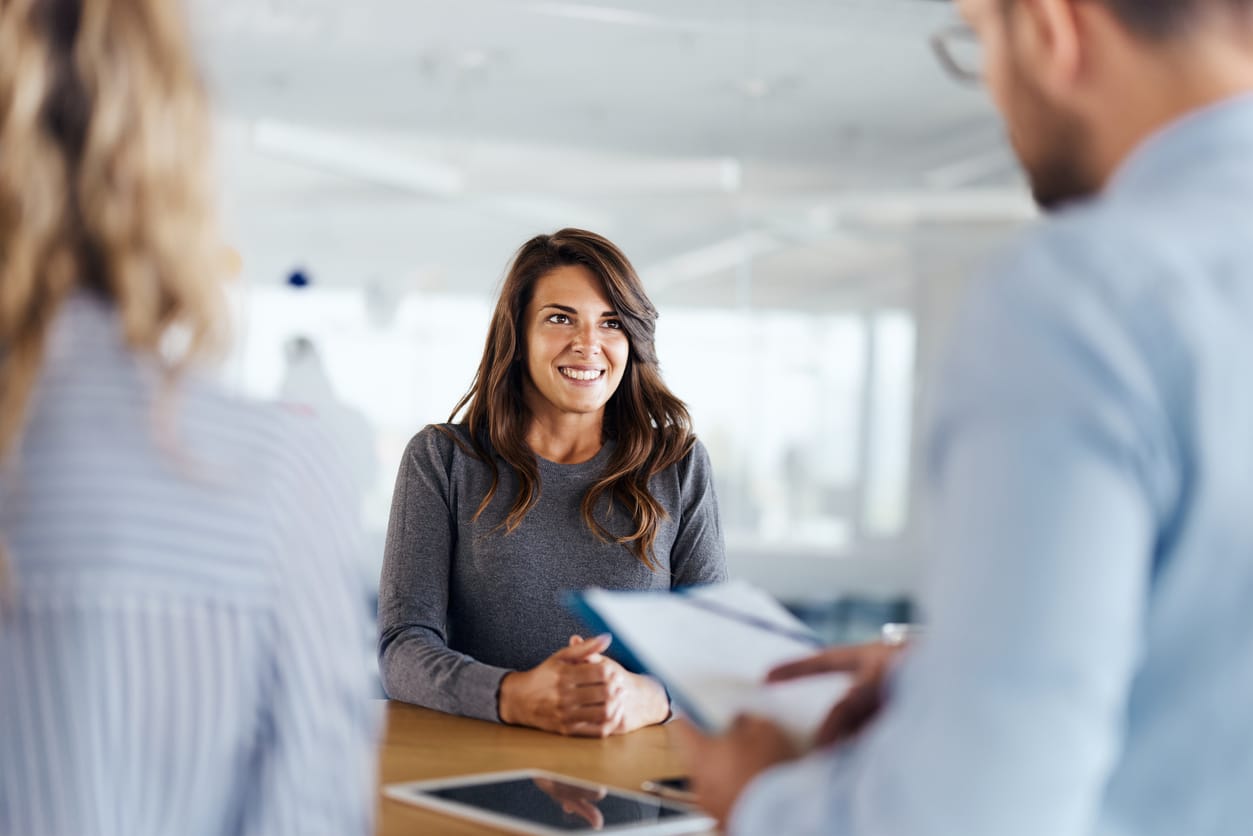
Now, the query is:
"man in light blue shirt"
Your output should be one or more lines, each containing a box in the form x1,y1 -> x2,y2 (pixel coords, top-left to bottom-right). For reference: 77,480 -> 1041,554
679,1 -> 1253,834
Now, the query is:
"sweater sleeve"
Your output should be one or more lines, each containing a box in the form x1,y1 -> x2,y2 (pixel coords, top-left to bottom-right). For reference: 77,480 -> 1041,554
669,439 -> 729,588
377,426 -> 511,722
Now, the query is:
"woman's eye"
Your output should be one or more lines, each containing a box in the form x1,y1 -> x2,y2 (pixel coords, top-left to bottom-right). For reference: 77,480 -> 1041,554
547,314 -> 571,325
603,319 -> 623,330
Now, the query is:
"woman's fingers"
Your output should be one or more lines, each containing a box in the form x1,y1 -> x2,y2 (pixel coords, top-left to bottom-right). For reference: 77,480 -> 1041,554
559,679 -> 626,714
558,685 -> 627,732
563,713 -> 620,737
560,702 -> 619,725
555,633 -> 612,663
558,658 -> 621,688
559,681 -> 621,707
563,799 -> 605,828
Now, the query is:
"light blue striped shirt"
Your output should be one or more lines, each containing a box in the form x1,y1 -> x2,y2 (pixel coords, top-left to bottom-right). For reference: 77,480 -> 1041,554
733,93 -> 1253,836
1,295 -> 380,835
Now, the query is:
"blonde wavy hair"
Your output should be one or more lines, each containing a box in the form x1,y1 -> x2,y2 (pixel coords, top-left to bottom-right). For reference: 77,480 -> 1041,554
0,0 -> 226,592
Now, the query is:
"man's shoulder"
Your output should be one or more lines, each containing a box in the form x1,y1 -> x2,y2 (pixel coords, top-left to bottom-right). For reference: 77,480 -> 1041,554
945,197 -> 1196,416
979,196 -> 1185,317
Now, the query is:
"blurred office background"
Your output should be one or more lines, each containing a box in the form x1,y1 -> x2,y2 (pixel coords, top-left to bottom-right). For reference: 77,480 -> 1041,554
190,0 -> 1034,630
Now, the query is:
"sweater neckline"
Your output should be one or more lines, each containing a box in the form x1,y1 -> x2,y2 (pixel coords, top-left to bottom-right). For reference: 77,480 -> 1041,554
534,439 -> 614,478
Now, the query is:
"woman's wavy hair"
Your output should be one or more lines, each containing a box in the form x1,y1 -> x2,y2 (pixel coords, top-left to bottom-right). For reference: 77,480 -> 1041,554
446,228 -> 695,570
0,0 -> 225,589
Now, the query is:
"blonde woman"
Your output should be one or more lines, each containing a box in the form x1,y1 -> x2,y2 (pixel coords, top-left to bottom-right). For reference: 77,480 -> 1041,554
0,1 -> 377,834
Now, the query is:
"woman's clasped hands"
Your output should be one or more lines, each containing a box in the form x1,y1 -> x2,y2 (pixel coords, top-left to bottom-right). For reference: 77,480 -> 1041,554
498,634 -> 670,737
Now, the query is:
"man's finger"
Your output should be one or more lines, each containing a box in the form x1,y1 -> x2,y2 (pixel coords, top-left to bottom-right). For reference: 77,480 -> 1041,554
814,682 -> 881,747
672,718 -> 708,756
730,713 -> 768,734
814,702 -> 851,748
766,645 -> 867,682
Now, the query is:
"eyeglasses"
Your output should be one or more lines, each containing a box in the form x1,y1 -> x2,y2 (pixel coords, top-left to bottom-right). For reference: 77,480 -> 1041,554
930,23 -> 982,86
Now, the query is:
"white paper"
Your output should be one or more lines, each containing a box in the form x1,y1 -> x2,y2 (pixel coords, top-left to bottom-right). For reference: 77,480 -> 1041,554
579,581 -> 852,744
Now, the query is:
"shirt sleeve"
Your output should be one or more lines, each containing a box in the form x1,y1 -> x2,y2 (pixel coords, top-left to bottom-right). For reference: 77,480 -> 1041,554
669,439 -> 729,588
376,427 -> 512,722
237,415 -> 382,836
732,228 -> 1178,836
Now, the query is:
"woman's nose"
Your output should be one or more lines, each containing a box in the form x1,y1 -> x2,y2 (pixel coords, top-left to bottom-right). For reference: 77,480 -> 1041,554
571,322 -> 601,354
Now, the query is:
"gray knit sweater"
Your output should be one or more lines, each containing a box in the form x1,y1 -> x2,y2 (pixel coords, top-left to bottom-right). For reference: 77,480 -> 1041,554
377,424 -> 728,721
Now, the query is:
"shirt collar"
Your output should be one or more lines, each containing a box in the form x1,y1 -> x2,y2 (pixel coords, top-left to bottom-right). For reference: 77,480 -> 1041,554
45,291 -> 127,366
1109,90 -> 1253,197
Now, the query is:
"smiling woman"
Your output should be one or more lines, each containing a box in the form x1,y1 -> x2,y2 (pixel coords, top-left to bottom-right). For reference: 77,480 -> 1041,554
521,264 -> 633,473
377,228 -> 728,736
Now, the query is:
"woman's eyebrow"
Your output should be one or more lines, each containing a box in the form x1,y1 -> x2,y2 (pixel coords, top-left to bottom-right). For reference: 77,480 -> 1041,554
538,303 -> 618,317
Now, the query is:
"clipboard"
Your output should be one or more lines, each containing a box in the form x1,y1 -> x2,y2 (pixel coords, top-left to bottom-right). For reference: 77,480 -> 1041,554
567,581 -> 852,742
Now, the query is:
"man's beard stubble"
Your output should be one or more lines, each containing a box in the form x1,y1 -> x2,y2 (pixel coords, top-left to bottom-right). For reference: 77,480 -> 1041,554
1007,60 -> 1103,212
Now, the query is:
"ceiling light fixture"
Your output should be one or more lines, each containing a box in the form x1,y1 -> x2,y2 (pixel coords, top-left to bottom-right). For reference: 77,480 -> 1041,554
924,149 -> 1016,190
252,120 -> 465,198
644,231 -> 781,291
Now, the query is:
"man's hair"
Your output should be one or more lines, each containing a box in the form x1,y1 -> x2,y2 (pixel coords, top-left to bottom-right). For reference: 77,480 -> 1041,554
1101,0 -> 1253,38
1002,0 -> 1253,39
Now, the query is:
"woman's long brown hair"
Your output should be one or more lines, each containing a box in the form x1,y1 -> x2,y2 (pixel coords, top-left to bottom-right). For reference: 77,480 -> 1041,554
445,228 -> 695,570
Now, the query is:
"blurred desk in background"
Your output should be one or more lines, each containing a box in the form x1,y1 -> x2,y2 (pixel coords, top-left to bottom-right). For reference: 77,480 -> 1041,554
786,594 -> 913,645
376,701 -> 703,836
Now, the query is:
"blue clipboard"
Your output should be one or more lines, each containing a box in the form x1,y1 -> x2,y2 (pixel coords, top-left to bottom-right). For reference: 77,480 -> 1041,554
564,586 -> 823,731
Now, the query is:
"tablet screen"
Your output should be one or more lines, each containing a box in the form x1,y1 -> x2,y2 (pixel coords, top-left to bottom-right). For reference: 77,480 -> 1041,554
386,770 -> 710,835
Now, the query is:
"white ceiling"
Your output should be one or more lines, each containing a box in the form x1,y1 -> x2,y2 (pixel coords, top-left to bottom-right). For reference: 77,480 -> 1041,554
189,0 -> 1031,307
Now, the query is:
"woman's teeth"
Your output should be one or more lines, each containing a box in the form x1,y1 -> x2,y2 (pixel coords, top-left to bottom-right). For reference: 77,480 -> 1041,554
561,368 -> 603,381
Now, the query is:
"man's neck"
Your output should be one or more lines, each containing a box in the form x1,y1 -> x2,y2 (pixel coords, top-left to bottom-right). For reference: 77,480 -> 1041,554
1092,34 -> 1253,190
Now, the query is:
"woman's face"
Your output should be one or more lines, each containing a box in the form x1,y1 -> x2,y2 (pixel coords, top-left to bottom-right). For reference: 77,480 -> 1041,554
522,264 -> 630,420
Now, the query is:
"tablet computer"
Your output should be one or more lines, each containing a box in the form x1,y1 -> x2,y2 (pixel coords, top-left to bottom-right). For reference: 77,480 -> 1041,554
383,769 -> 713,835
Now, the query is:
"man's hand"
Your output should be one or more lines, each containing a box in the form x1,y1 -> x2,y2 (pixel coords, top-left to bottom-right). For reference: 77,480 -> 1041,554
768,641 -> 902,746
674,716 -> 800,828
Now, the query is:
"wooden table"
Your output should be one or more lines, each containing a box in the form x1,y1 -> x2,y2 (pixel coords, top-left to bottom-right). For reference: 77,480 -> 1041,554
376,701 -> 706,835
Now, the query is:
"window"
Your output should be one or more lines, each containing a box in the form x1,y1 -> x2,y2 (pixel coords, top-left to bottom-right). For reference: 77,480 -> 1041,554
226,285 -> 916,567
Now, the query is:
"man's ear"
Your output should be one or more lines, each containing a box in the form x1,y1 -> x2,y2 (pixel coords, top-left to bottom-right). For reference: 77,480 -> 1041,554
1010,0 -> 1085,95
